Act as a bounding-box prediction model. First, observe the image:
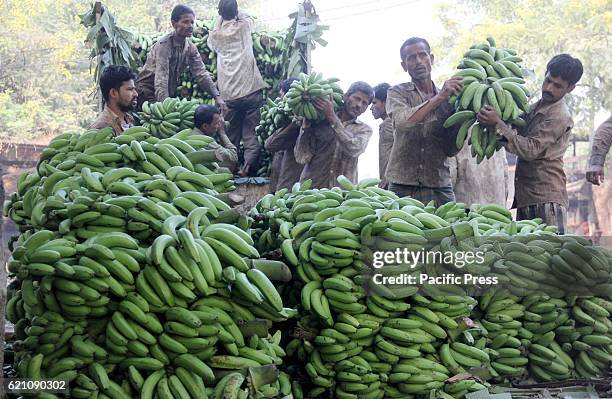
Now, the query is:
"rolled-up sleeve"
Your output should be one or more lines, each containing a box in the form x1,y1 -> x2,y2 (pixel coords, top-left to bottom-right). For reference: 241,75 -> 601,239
386,87 -> 428,132
589,116 -> 612,167
154,44 -> 171,101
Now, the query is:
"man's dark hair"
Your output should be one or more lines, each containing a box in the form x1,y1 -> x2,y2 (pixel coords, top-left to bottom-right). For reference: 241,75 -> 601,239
280,78 -> 298,94
100,65 -> 136,102
171,5 -> 195,22
546,54 -> 583,86
346,81 -> 374,104
218,0 -> 238,20
373,83 -> 391,102
194,104 -> 220,127
399,37 -> 431,60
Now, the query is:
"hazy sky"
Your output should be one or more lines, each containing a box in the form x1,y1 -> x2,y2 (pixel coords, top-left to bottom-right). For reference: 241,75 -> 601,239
255,0 -> 446,179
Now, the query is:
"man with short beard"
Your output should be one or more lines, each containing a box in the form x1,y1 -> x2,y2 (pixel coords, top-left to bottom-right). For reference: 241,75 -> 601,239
294,81 -> 374,189
371,83 -> 393,189
478,54 -> 583,233
90,65 -> 138,136
135,5 -> 225,113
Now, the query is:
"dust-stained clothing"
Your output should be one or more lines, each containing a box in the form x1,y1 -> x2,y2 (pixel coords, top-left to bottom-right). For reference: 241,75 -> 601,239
294,117 -> 373,189
449,138 -> 509,207
89,106 -> 135,137
207,13 -> 266,101
378,117 -> 394,189
588,115 -> 612,169
496,98 -> 573,209
207,13 -> 266,174
135,32 -> 219,105
192,127 -> 238,164
265,123 -> 303,192
385,82 -> 459,188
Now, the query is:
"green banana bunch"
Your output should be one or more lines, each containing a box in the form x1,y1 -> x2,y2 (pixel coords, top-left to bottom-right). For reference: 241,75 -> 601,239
445,36 -> 531,163
139,97 -> 199,138
250,175 -> 611,396
4,124 -> 302,398
254,95 -> 294,177
285,72 -> 344,121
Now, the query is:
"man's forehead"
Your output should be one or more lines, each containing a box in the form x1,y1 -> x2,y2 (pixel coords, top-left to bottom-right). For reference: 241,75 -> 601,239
544,72 -> 569,86
404,42 -> 429,55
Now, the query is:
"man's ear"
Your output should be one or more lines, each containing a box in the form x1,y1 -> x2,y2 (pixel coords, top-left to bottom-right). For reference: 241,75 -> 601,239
567,84 -> 576,93
430,53 -> 435,66
401,61 -> 407,72
171,20 -> 177,30
109,88 -> 118,100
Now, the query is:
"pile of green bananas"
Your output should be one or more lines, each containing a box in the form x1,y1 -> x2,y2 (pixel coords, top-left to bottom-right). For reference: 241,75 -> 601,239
254,96 -> 294,177
139,97 -> 200,138
3,126 -> 306,398
249,176 -> 611,397
444,36 -> 531,163
284,72 -> 344,121
136,21 -> 290,104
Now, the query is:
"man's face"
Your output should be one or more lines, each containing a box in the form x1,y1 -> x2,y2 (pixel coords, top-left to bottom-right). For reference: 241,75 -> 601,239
172,13 -> 195,38
114,80 -> 138,112
541,72 -> 574,104
401,42 -> 434,81
371,97 -> 386,120
344,91 -> 371,119
201,113 -> 222,136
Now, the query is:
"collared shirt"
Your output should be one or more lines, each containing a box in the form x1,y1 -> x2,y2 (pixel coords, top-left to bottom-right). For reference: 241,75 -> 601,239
207,13 -> 266,101
497,98 -> 573,208
192,127 -> 238,163
588,115 -> 612,168
294,116 -> 373,189
265,123 -> 303,191
136,32 -> 219,102
89,106 -> 135,136
385,81 -> 459,188
378,116 -> 394,187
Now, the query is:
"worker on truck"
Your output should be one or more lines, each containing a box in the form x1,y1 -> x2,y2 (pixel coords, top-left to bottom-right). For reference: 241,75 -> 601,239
90,65 -> 137,136
478,54 -> 583,234
135,5 -> 225,113
371,83 -> 393,190
294,81 -> 374,189
586,115 -> 611,186
385,37 -> 463,206
192,104 -> 238,166
207,0 -> 266,177
265,78 -> 303,193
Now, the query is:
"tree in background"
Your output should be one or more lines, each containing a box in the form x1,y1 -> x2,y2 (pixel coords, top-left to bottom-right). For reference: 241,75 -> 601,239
0,0 -> 260,141
434,0 -> 610,138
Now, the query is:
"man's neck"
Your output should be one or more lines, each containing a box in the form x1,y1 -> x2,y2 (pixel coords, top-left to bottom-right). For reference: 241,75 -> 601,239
338,109 -> 352,123
413,77 -> 434,96
173,33 -> 187,44
107,103 -> 126,119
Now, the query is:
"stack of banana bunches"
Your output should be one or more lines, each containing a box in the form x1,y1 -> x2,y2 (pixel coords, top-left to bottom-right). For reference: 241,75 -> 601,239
3,134 -> 610,397
134,21 -> 288,105
249,175 -> 612,399
3,126 -> 299,399
444,36 -> 531,164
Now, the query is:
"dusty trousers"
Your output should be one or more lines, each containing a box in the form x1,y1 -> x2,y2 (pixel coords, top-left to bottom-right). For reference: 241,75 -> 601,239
225,90 -> 264,175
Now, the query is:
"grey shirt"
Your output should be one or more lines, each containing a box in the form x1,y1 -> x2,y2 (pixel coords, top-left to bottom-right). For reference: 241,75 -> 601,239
385,81 -> 459,187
